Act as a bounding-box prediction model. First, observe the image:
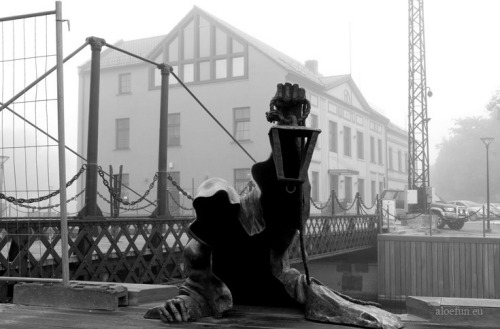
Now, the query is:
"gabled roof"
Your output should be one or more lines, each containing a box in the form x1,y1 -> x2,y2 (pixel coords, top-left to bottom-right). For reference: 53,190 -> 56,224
78,6 -> 394,125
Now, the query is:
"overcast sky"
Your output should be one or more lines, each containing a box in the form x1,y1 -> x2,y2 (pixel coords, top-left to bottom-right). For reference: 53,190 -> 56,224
3,0 -> 500,165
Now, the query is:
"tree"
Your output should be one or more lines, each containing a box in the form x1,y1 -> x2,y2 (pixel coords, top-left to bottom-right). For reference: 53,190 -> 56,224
431,113 -> 500,203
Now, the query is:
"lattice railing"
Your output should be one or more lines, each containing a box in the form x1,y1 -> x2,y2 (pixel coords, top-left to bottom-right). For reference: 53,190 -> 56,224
0,217 -> 193,283
1,214 -> 378,282
289,215 -> 379,261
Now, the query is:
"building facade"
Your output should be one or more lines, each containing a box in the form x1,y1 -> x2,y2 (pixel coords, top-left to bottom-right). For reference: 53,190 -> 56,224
77,7 -> 408,215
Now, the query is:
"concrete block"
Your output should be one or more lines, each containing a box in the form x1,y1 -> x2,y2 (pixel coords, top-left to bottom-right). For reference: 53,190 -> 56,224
13,282 -> 128,311
73,281 -> 178,306
407,296 -> 500,327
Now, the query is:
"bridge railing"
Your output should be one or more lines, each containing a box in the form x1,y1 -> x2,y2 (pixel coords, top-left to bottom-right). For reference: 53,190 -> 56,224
289,214 -> 380,262
0,217 -> 192,284
0,214 -> 379,283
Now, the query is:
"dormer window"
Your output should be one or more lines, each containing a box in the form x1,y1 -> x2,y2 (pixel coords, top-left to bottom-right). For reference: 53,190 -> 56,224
151,14 -> 248,89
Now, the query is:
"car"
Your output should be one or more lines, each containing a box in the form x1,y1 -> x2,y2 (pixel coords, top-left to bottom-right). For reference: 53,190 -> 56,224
380,189 -> 468,230
448,200 -> 484,221
483,203 -> 500,217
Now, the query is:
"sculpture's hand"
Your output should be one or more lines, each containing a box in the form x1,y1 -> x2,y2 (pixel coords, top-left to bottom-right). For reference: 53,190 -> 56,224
158,297 -> 190,322
267,82 -> 310,125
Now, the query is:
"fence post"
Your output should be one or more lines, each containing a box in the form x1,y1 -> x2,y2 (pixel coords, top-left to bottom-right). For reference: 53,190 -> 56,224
483,204 -> 486,238
155,64 -> 171,219
386,203 -> 390,231
81,36 -> 105,218
356,192 -> 360,215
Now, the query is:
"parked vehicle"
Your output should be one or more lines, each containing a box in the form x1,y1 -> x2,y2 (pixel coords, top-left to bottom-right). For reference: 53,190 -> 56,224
483,203 -> 500,217
380,189 -> 468,230
448,200 -> 484,221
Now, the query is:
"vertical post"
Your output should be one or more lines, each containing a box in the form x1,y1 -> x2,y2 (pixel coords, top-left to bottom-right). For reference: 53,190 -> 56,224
83,36 -> 105,217
55,1 -> 69,286
109,165 -> 114,217
486,144 -> 491,232
377,196 -> 382,234
156,64 -> 171,217
483,204 -> 486,238
356,192 -> 360,215
386,204 -> 390,231
481,137 -> 494,232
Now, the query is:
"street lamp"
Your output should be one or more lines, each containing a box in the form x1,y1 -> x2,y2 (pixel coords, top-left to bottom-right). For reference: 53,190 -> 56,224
480,137 -> 494,232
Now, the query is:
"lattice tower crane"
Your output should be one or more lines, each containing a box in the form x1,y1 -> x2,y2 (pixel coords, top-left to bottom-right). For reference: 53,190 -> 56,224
408,0 -> 431,201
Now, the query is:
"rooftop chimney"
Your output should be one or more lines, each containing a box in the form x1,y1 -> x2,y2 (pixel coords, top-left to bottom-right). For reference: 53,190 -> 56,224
304,60 -> 318,75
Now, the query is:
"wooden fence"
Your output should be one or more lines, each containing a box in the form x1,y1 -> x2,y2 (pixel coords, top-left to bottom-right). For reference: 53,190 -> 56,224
0,214 -> 379,283
378,234 -> 500,302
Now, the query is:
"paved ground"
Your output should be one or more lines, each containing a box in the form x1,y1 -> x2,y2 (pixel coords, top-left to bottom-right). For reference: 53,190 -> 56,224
1,302 -> 496,329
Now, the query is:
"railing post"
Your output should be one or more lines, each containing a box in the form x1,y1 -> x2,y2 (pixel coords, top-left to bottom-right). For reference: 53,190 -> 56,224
81,36 -> 105,218
155,64 -> 172,219
356,192 -> 360,215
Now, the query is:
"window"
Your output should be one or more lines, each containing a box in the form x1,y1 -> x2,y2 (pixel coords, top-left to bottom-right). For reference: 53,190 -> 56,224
234,168 -> 251,193
370,136 -> 376,163
398,150 -> 402,172
389,147 -> 394,170
329,121 -> 338,153
404,153 -> 408,173
159,14 -> 247,86
234,107 -> 250,141
330,174 -> 339,194
199,61 -> 210,81
311,171 -> 319,201
183,63 -> 194,83
358,178 -> 365,201
199,17 -> 211,57
357,131 -> 364,160
344,126 -> 352,157
116,118 -> 129,149
118,73 -> 131,94
345,177 -> 352,203
328,102 -> 337,115
311,114 -> 319,148
232,57 -> 245,77
379,181 -> 384,194
215,59 -> 227,79
167,171 -> 180,215
183,20 -> 195,60
215,28 -> 227,55
168,113 -> 180,146
371,180 -> 377,202
378,139 -> 383,165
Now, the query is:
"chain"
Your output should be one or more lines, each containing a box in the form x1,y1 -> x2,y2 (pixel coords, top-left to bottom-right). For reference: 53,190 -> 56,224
358,195 -> 378,210
331,191 -> 356,212
167,173 -> 194,201
98,166 -> 158,206
97,191 -> 157,211
13,189 -> 86,210
0,164 -> 87,204
167,190 -> 194,211
310,190 -> 333,210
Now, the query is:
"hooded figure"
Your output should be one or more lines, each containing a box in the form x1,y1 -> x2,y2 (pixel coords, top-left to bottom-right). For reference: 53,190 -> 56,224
145,83 -> 403,329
